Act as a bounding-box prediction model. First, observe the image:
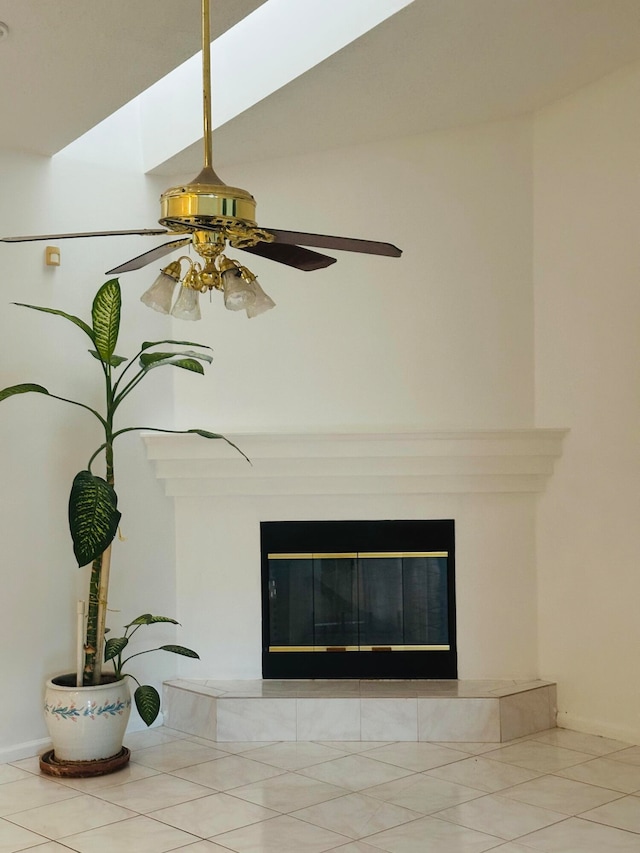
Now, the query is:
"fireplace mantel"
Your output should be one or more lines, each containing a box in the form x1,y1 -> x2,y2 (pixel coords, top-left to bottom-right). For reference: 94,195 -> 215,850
143,429 -> 567,496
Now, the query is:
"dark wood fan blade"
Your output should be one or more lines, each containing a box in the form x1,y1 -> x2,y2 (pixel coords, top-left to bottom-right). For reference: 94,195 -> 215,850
262,228 -> 402,258
239,241 -> 336,271
105,238 -> 192,275
1,229 -> 169,243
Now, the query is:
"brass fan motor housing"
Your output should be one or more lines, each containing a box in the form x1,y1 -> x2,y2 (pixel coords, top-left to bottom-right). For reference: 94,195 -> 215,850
160,180 -> 257,231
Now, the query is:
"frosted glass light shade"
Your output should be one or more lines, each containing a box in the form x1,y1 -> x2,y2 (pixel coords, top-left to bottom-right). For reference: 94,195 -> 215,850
222,269 -> 255,311
171,285 -> 201,321
140,272 -> 178,314
246,278 -> 275,318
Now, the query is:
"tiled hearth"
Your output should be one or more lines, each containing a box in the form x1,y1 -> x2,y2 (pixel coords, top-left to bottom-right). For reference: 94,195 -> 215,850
162,680 -> 557,743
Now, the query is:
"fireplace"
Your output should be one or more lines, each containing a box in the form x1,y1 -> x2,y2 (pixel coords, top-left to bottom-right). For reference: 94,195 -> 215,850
261,519 -> 456,679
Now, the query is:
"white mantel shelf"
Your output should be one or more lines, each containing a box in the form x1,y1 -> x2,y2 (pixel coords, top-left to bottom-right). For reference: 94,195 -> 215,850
143,429 -> 568,496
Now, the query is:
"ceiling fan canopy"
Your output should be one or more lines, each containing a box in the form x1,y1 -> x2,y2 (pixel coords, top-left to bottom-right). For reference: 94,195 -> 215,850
1,0 -> 401,320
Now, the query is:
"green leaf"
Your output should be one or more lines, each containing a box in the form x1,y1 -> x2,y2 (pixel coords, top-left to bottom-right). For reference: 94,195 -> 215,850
139,350 -> 213,367
141,339 -> 212,352
92,279 -> 121,362
104,636 -> 128,662
68,470 -> 121,566
124,614 -> 180,628
159,645 -> 200,659
134,684 -> 161,727
13,303 -> 95,342
186,430 -> 251,464
89,350 -> 128,367
0,383 -> 49,403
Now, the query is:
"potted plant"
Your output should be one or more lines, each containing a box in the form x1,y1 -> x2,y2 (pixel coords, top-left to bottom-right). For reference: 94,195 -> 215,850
0,278 -> 244,773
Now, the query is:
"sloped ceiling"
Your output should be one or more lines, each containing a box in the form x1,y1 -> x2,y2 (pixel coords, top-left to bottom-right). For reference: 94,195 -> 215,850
0,0 -> 639,171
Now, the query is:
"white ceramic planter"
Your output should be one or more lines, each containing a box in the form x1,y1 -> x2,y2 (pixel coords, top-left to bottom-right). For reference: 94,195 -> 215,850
44,674 -> 131,762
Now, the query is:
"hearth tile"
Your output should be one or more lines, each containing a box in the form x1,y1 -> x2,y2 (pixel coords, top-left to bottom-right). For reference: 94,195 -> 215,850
359,682 -> 421,698
482,741 -> 593,773
172,755 -> 285,791
217,698 -> 297,741
163,684 -> 217,740
230,772 -> 348,812
297,699 -> 360,741
149,791 -> 278,836
436,793 -> 565,840
363,742 -> 469,773
556,756 -> 640,793
418,698 -> 500,742
166,679 -> 226,697
516,815 -> 640,851
531,729 -> 631,756
361,699 -> 418,741
295,681 -> 362,699
425,756 -> 542,793
363,814 -> 502,852
363,773 -> 484,813
291,791 -> 422,839
211,813 -> 350,853
500,688 -> 552,741
240,742 -> 346,770
499,774 -> 624,815
297,754 -> 414,791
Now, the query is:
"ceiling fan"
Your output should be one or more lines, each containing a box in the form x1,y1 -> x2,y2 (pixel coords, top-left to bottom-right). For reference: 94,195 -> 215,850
1,0 -> 401,320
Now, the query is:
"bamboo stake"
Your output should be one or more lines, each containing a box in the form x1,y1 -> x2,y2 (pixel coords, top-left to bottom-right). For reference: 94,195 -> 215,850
76,600 -> 85,687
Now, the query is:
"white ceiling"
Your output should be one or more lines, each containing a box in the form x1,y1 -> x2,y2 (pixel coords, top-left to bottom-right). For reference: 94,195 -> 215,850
1,0 -> 640,173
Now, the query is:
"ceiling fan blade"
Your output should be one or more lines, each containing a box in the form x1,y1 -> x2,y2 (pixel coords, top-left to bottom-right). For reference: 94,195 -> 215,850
105,238 -> 192,275
1,228 -> 169,243
262,228 -> 402,258
239,241 -> 336,271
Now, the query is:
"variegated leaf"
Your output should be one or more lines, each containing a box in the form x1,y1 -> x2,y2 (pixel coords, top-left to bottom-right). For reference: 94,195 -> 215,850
160,645 -> 200,659
134,684 -> 161,726
92,279 -> 121,362
0,383 -> 49,403
104,636 -> 128,662
68,470 -> 121,566
141,339 -> 212,351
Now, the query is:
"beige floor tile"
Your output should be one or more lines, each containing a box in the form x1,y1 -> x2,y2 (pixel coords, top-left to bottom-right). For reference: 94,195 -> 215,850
60,814 -> 199,853
364,814 -> 503,852
0,816 -> 50,852
516,815 -> 640,851
172,755 -> 285,791
0,777 -> 79,817
6,793 -> 135,839
364,773 -> 484,813
149,791 -> 277,836
317,742 -> 392,753
580,794 -> 640,833
324,844 -> 389,853
435,793 -> 565,840
557,756 -> 640,793
5,758 -> 40,776
426,756 -> 542,793
292,791 -> 421,839
530,729 -> 631,756
14,843 -> 77,852
363,742 -> 470,772
173,842 -> 240,852
298,754 -> 414,791
609,746 -> 640,766
211,813 -> 350,852
132,740 -> 227,772
125,728 -> 189,750
241,742 -> 346,770
200,742 -> 276,754
93,773 -> 215,812
500,774 -> 624,814
0,766 -> 32,786
231,772 -> 348,812
53,761 -> 159,793
482,741 -> 593,773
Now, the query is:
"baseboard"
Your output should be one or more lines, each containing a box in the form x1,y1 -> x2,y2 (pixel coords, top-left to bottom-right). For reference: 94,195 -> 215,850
558,711 -> 640,745
0,737 -> 52,764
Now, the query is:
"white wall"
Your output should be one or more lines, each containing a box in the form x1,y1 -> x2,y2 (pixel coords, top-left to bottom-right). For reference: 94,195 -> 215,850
172,117 -> 535,432
534,62 -> 640,741
0,145 -> 190,759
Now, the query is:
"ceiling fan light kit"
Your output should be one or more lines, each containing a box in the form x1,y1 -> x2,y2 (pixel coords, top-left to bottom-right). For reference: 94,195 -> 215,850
1,0 -> 401,321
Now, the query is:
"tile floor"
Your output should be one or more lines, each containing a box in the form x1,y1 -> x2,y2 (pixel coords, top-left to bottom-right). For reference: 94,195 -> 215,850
2,726 -> 640,851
